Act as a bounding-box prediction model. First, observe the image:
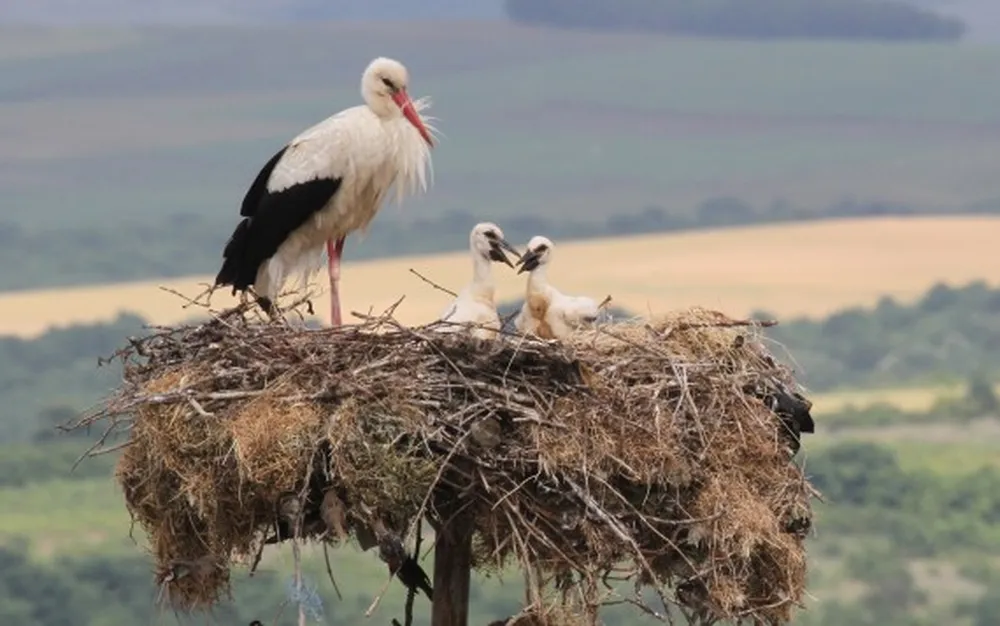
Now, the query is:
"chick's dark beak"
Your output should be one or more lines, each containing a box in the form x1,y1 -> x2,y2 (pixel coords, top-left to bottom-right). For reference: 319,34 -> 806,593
516,249 -> 541,274
488,238 -> 519,268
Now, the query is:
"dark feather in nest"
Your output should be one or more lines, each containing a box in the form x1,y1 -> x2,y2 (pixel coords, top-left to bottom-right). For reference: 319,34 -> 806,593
76,302 -> 818,625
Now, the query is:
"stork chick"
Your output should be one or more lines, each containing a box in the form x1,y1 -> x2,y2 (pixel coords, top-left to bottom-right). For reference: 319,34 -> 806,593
214,56 -> 436,326
438,222 -> 519,340
514,235 -> 602,340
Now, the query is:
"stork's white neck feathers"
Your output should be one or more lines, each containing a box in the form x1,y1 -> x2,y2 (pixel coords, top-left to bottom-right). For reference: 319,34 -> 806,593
386,96 -> 435,206
465,250 -> 496,303
525,263 -> 551,298
436,230 -> 504,339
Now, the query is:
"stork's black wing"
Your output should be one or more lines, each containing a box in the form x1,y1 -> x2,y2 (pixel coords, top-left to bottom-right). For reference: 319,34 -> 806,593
241,146 -> 288,217
214,144 -> 342,302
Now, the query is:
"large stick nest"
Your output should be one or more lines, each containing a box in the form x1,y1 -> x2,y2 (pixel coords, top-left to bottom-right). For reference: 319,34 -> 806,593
80,302 -> 819,626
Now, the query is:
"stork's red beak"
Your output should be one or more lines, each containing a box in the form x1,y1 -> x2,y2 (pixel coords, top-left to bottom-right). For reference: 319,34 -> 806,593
392,89 -> 435,147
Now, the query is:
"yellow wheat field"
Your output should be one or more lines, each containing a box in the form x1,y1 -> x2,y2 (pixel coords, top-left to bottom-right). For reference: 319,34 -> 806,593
809,384 -> 982,415
2,216 -> 998,339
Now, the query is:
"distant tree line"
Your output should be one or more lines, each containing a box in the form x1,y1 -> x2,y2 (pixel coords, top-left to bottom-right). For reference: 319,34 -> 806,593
809,441 -> 1000,557
504,0 -> 966,41
3,196 -> 996,293
0,438 -> 117,488
760,281 -> 1000,391
822,375 -> 999,432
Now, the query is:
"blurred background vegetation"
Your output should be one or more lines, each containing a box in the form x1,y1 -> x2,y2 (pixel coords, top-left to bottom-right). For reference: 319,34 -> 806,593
2,284 -> 998,626
1,0 -> 1000,624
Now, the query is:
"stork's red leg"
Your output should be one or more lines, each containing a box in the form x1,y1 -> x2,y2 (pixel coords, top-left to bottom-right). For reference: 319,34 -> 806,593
326,237 -> 346,327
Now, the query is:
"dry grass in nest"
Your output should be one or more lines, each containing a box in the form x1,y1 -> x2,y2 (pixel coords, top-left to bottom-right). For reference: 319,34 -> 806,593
77,300 -> 819,626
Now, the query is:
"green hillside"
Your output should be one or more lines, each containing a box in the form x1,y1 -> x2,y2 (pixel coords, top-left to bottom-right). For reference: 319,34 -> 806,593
3,23 -> 1000,233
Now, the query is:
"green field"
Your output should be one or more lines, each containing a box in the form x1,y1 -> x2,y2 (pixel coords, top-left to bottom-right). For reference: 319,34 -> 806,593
0,478 -> 130,557
3,23 -> 1000,231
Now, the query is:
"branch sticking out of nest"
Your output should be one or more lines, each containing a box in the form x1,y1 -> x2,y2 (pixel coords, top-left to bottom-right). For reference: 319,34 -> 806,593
75,298 -> 817,626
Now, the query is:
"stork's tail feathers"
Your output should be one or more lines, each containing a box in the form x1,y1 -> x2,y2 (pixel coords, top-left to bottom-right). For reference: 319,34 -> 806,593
215,219 -> 254,290
214,220 -> 278,318
213,258 -> 240,292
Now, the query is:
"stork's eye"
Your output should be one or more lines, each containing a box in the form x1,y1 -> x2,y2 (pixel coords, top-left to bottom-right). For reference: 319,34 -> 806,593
381,77 -> 397,91
484,231 -> 498,240
534,244 -> 549,253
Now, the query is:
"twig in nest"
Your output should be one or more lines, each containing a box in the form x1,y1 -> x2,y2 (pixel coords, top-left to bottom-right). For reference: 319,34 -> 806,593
275,289 -> 324,324
565,478 -> 675,619
322,542 -> 343,601
364,568 -> 397,618
158,285 -> 214,310
71,419 -> 125,471
500,308 -> 521,331
351,295 -> 407,329
403,519 -> 424,626
616,597 -> 674,625
662,318 -> 779,333
597,295 -> 613,309
409,268 -> 458,297
248,537 -> 265,577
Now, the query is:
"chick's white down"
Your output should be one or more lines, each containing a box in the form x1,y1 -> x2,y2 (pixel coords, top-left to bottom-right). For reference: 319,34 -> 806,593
514,235 -> 603,340
438,222 -> 519,340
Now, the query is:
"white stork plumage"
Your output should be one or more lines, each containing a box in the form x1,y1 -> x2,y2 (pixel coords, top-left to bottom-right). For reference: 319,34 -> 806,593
437,222 -> 520,340
214,56 -> 436,326
513,235 -> 603,340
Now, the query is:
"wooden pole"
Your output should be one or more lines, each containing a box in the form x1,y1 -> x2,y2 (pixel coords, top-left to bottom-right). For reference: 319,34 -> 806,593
430,509 -> 474,626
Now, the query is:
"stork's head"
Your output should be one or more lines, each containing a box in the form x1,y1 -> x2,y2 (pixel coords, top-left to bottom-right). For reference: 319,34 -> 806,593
362,57 -> 435,147
516,235 -> 554,274
471,222 -> 519,268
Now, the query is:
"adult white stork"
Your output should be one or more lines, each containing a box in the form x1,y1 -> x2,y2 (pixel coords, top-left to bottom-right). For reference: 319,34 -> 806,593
438,222 -> 520,340
214,56 -> 436,326
513,235 -> 604,340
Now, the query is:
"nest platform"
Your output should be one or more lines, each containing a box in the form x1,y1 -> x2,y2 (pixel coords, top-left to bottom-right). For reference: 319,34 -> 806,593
80,303 -> 818,626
